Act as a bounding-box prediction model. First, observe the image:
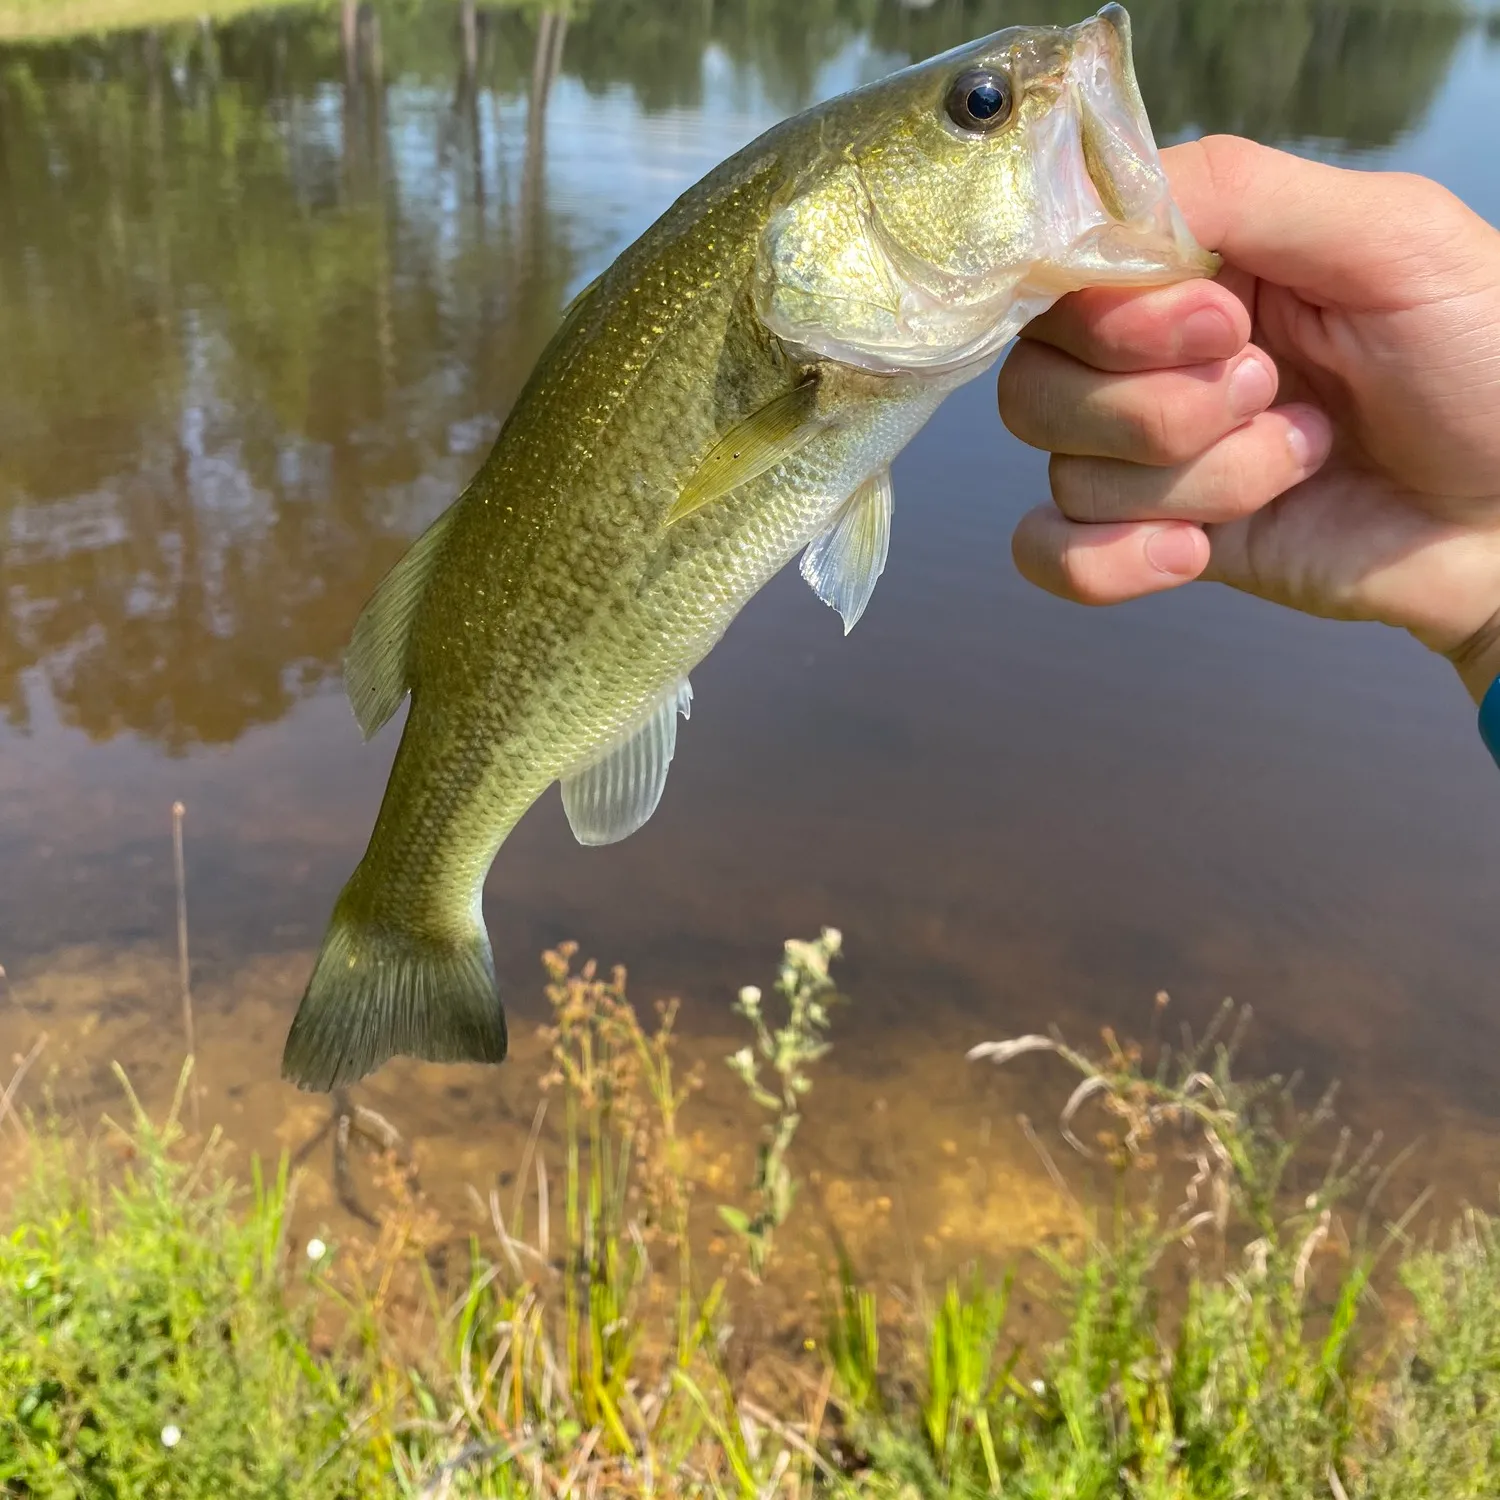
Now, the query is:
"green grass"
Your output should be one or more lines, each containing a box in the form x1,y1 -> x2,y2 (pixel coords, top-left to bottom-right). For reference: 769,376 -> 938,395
1,936 -> 1498,1496
0,0 -> 324,43
0,0 -> 555,44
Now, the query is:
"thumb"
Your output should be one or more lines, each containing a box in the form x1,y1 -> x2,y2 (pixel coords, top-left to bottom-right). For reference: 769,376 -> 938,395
1200,473 -> 1500,657
1160,136 -> 1490,310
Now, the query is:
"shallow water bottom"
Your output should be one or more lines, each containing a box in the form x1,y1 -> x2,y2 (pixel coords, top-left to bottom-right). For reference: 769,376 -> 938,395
4,936 -> 1499,1324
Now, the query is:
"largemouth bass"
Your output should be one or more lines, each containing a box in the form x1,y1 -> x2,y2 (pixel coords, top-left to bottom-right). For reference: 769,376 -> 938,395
282,4 -> 1216,1091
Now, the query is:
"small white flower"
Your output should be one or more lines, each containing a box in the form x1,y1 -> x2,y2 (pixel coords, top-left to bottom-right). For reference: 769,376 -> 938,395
738,985 -> 762,1007
1031,1379 -> 1046,1396
306,1237 -> 327,1263
161,1424 -> 182,1449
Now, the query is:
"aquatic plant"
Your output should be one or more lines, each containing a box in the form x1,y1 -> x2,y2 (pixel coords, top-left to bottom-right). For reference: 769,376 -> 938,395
720,927 -> 842,1281
1,942 -> 1497,1496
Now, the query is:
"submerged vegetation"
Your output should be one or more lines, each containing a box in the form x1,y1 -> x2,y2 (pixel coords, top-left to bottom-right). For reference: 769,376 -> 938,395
1,934 -> 1497,1495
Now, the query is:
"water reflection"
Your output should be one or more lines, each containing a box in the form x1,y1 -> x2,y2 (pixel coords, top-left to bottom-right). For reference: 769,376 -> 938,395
0,0 -> 1472,753
866,0 -> 1469,148
0,3 -> 579,748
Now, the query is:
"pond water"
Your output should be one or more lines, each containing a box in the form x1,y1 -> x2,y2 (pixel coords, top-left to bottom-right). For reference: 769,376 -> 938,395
1,0 -> 1499,1271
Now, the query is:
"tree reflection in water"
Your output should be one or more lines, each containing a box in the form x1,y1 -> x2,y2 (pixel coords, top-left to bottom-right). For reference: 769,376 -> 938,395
0,0 -> 1471,753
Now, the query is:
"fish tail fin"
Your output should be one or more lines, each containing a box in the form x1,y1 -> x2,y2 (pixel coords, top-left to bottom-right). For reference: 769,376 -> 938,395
281,879 -> 507,1093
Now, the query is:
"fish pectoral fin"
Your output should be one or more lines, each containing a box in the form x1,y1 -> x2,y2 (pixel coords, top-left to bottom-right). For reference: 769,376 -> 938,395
344,504 -> 460,739
799,467 -> 893,633
666,381 -> 822,526
561,677 -> 693,846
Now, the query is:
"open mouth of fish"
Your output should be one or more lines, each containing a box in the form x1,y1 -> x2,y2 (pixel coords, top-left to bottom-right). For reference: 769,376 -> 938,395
1032,3 -> 1217,285
755,4 -> 1218,377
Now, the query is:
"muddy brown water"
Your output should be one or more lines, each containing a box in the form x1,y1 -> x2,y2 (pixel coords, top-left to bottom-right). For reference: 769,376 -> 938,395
1,0 -> 1499,1291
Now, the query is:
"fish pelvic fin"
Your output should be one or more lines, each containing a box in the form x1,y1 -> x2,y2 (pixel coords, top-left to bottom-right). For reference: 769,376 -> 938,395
801,466 -> 892,633
344,504 -> 460,740
281,883 -> 507,1092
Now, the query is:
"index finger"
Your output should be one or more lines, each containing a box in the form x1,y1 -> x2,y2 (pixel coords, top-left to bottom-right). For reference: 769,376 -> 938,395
1021,276 -> 1252,373
1161,135 -> 1492,310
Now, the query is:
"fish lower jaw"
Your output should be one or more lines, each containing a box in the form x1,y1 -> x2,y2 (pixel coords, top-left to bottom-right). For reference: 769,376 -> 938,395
776,318 -> 1021,382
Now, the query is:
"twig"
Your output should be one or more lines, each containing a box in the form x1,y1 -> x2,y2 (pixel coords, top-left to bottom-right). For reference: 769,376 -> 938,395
741,1399 -> 841,1484
536,1153 -> 550,1266
331,1089 -> 379,1226
352,1101 -> 413,1165
556,1425 -> 602,1497
0,1032 -> 46,1140
806,1364 -> 834,1453
172,801 -> 200,1133
292,1087 -> 415,1225
872,1096 -> 921,1300
487,1186 -> 530,1281
416,1438 -> 531,1498
291,1110 -> 338,1166
756,1448 -> 791,1498
511,1097 -> 548,1234
1017,1113 -> 1085,1221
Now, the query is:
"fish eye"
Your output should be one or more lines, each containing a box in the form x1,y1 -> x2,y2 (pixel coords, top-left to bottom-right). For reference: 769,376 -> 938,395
944,68 -> 1013,134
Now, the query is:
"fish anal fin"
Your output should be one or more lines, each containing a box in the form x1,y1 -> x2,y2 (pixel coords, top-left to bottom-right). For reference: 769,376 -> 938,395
800,467 -> 892,633
667,381 -> 822,526
561,678 -> 692,845
344,505 -> 460,740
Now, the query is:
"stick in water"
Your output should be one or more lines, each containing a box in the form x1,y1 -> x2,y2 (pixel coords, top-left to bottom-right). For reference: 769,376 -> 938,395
172,801 -> 200,1133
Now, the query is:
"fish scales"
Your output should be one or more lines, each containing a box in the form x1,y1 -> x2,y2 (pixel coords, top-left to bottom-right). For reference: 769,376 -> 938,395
282,4 -> 1217,1091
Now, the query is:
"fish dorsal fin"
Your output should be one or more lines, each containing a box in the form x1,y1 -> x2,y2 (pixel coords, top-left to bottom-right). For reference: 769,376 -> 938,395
344,505 -> 459,740
800,467 -> 892,633
561,677 -> 693,846
667,380 -> 822,526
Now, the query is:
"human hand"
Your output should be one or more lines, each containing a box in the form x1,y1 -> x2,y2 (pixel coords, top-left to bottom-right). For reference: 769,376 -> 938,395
999,134 -> 1500,704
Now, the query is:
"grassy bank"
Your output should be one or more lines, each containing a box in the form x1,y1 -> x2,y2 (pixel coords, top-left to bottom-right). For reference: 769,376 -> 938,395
2,934 -> 1497,1496
0,0 -> 321,43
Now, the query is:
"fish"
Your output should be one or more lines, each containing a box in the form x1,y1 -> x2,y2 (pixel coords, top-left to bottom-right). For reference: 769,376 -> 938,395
281,3 -> 1218,1091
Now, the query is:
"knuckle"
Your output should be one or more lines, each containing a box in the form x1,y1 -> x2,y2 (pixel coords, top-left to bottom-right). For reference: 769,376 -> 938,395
1388,171 -> 1460,220
1050,454 -> 1110,524
1197,134 -> 1259,211
1056,537 -> 1109,605
1123,391 -> 1196,465
1012,507 -> 1092,604
996,349 -> 1046,444
1202,450 -> 1263,519
1200,417 -> 1306,519
1000,343 -> 1091,451
1010,510 -> 1059,589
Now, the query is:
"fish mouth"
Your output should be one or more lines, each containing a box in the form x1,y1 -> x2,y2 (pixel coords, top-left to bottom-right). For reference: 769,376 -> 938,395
1032,4 -> 1219,286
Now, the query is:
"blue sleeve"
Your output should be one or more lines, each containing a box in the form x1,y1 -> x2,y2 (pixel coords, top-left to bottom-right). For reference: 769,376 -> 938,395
1482,676 -> 1500,770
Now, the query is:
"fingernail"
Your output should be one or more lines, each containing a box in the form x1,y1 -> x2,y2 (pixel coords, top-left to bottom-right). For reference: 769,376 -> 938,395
1144,526 -> 1203,577
1283,404 -> 1333,471
1178,306 -> 1235,361
1228,353 -> 1276,420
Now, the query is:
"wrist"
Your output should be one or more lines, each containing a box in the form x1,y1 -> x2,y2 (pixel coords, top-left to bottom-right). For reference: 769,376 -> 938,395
1448,608 -> 1500,706
1481,676 -> 1500,768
